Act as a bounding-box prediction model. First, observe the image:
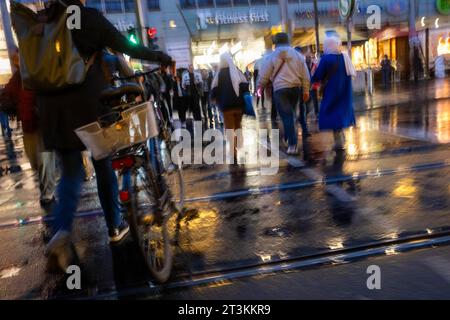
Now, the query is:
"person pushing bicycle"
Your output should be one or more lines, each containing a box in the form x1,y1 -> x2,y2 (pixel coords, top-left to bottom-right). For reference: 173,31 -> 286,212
31,0 -> 174,272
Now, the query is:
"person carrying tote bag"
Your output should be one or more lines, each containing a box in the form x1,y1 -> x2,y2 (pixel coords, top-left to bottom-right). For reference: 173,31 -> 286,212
210,52 -> 249,162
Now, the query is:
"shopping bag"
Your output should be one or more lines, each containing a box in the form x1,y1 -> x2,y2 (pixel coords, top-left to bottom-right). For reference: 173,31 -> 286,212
243,92 -> 256,117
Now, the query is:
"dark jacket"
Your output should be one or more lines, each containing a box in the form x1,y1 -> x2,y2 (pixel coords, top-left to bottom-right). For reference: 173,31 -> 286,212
37,1 -> 171,150
210,68 -> 245,112
161,72 -> 174,93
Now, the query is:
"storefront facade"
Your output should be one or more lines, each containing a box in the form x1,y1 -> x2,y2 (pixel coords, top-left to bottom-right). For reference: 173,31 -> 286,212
0,0 -> 449,75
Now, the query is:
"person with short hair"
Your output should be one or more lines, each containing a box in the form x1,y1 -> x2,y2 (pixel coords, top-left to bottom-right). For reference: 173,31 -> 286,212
258,33 -> 311,155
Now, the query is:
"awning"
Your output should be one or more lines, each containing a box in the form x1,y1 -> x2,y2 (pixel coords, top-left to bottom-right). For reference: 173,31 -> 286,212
292,26 -> 368,47
373,25 -> 409,41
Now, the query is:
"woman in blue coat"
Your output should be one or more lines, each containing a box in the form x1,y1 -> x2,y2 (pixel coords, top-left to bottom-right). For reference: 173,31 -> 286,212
311,35 -> 356,150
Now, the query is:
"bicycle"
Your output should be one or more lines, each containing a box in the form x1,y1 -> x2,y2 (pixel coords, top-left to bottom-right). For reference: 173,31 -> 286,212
76,68 -> 184,283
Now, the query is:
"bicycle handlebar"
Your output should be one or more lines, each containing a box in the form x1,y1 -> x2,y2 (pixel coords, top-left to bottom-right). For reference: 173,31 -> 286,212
112,67 -> 161,81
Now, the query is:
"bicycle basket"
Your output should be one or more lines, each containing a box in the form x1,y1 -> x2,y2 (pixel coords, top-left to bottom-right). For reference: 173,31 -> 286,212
75,102 -> 159,160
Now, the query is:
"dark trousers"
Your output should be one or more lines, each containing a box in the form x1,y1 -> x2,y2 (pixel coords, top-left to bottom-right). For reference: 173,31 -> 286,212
273,87 -> 301,147
382,70 -> 391,88
187,94 -> 202,122
201,94 -> 213,124
158,97 -> 170,124
310,89 -> 319,116
298,88 -> 309,135
177,99 -> 188,123
163,92 -> 173,118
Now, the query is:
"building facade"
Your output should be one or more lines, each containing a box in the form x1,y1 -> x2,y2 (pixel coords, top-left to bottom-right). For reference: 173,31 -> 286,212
0,0 -> 449,83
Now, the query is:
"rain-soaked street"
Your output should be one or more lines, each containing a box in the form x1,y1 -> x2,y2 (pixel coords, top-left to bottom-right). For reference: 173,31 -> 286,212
1,80 -> 450,300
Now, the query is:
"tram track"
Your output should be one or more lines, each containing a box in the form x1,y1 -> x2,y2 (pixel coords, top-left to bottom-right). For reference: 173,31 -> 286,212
1,159 -> 449,230
54,228 -> 450,300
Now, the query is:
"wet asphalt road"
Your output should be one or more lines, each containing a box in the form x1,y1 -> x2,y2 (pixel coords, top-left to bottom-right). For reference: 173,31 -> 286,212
0,80 -> 449,300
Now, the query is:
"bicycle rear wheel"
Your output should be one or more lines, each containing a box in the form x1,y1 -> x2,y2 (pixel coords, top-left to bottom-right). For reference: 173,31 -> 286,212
127,165 -> 173,283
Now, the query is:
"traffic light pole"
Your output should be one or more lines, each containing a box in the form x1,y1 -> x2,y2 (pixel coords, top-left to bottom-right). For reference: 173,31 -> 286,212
134,0 -> 149,47
313,0 -> 320,55
0,0 -> 17,72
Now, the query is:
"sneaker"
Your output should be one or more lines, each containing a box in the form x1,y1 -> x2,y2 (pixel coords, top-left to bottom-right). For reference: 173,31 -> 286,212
40,196 -> 55,208
108,221 -> 130,243
287,145 -> 299,155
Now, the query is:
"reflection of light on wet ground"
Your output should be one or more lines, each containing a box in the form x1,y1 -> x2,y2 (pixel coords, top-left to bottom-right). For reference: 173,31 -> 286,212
389,107 -> 398,130
208,280 -> 233,288
345,120 -> 384,159
387,232 -> 399,240
259,254 -> 272,263
385,247 -> 399,256
179,208 -> 220,253
328,238 -> 345,250
347,143 -> 358,156
436,101 -> 450,143
183,208 -> 218,230
392,178 -> 417,198
0,266 -> 21,279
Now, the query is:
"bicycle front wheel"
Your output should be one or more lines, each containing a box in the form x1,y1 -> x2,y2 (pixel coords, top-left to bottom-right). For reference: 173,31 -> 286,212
127,166 -> 173,283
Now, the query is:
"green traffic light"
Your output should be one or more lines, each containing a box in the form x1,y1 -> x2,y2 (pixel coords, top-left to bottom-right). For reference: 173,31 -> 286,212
129,34 -> 138,45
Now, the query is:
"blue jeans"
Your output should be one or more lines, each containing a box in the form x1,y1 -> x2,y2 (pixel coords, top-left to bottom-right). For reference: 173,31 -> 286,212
273,87 -> 301,147
310,89 -> 319,117
0,112 -> 11,137
52,150 -> 121,233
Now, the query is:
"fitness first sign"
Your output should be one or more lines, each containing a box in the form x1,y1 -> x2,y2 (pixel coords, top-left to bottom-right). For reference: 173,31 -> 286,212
197,9 -> 270,29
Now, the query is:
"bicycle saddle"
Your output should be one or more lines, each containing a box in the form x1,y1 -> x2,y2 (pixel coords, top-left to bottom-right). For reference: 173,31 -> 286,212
100,82 -> 143,102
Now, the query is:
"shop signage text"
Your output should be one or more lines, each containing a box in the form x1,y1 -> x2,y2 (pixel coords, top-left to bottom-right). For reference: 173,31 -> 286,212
113,19 -> 135,32
339,0 -> 356,19
295,8 -> 339,19
198,9 -> 269,29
